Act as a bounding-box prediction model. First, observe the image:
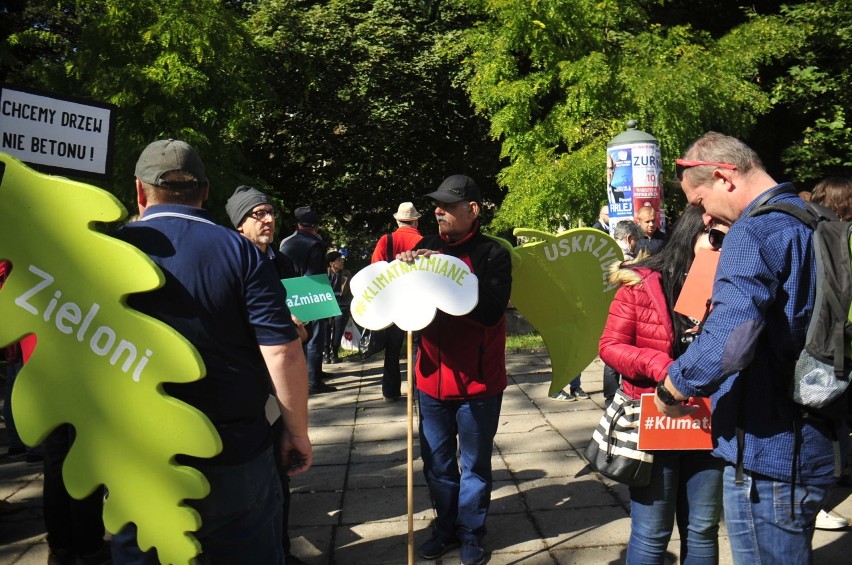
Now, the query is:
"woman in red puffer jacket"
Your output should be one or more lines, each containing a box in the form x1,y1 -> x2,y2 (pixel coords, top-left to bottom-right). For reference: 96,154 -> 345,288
599,206 -> 727,565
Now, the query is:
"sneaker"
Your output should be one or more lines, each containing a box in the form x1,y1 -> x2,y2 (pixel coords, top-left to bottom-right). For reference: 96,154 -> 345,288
418,535 -> 459,559
815,508 -> 848,530
572,387 -> 590,400
308,382 -> 337,395
460,539 -> 486,565
550,389 -> 576,401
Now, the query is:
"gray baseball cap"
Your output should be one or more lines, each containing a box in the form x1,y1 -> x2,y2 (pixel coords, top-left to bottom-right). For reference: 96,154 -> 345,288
135,139 -> 208,189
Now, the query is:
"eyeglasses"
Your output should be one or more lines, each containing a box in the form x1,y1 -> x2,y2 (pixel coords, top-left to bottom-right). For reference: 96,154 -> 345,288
675,159 -> 737,181
707,228 -> 725,250
248,208 -> 277,221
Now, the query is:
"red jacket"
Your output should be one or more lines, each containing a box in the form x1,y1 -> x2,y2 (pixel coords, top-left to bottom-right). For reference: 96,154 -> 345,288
598,267 -> 674,400
414,225 -> 512,400
371,225 -> 422,263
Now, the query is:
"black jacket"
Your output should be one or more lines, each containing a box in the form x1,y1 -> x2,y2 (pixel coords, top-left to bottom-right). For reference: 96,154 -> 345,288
279,229 -> 327,275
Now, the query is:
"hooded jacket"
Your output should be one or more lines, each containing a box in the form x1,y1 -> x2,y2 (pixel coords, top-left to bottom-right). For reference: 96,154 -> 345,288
598,266 -> 675,400
414,224 -> 512,400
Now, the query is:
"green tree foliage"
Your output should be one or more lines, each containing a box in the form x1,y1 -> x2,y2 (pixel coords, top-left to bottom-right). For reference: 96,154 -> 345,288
2,0 -> 849,238
244,0 -> 502,254
460,0 -> 810,231
2,0 -> 264,212
771,1 -> 852,183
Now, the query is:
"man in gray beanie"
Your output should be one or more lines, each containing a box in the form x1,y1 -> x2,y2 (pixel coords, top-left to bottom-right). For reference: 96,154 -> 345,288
227,185 -> 282,255
225,185 -> 308,564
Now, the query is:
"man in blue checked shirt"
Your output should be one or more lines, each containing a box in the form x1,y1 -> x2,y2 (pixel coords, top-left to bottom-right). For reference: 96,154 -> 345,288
654,132 -> 848,565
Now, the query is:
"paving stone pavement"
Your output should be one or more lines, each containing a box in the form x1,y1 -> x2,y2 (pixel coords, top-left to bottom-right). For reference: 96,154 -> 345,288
1,353 -> 851,564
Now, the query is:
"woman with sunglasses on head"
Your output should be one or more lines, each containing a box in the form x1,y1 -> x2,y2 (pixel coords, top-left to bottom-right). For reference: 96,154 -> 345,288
599,206 -> 728,565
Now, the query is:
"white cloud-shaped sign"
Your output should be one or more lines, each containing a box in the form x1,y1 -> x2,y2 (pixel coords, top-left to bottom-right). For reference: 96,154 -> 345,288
349,254 -> 479,332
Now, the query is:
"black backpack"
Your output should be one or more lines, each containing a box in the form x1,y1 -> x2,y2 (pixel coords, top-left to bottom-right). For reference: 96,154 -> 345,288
747,192 -> 852,421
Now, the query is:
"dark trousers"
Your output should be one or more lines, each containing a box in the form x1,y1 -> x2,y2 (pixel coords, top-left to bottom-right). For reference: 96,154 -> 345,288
111,447 -> 283,564
306,319 -> 327,387
324,307 -> 350,361
43,424 -> 105,556
272,419 -> 293,557
382,325 -> 406,398
603,364 -> 621,407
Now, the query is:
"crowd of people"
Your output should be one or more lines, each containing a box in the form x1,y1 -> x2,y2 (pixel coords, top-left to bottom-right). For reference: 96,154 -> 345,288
1,132 -> 851,565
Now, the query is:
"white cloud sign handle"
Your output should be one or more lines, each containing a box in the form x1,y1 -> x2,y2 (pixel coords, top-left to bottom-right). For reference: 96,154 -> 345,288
349,254 -> 478,332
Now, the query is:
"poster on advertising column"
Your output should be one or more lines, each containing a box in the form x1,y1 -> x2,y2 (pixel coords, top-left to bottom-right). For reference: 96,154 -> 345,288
606,142 -> 664,231
0,84 -> 117,179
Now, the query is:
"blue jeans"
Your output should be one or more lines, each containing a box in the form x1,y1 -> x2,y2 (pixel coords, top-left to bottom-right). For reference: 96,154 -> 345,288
417,390 -> 502,543
111,447 -> 283,564
627,450 -> 723,565
569,374 -> 581,393
722,465 -> 828,565
602,364 -> 621,407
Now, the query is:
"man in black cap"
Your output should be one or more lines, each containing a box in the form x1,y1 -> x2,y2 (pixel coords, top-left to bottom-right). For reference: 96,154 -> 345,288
398,175 -> 512,565
279,206 -> 335,394
112,140 -> 311,564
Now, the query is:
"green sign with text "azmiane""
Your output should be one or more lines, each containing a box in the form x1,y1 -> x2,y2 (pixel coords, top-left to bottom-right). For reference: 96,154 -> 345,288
282,274 -> 341,323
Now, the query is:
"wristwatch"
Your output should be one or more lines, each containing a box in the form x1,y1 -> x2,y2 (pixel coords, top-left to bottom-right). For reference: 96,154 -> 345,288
656,381 -> 681,406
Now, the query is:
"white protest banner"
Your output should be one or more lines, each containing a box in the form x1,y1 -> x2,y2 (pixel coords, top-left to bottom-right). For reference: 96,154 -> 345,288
0,84 -> 116,179
349,254 -> 478,332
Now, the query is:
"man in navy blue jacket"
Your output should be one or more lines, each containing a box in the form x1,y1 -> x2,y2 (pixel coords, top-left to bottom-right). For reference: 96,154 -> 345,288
112,140 -> 311,564
279,207 -> 335,394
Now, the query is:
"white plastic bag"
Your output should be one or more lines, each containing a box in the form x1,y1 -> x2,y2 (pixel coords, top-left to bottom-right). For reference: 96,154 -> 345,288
340,317 -> 361,351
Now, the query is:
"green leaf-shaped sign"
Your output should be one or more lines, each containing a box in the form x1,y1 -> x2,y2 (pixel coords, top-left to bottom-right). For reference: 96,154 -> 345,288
0,153 -> 222,564
492,229 -> 622,395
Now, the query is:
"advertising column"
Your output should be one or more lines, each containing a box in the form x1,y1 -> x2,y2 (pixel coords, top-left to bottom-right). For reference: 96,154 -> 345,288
606,120 -> 664,231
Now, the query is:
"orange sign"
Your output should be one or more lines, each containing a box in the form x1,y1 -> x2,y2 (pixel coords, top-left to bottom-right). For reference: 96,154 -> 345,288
637,394 -> 713,450
673,248 -> 720,321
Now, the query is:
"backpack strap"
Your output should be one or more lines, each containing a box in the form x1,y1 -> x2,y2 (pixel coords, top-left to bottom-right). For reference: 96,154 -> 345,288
747,184 -> 798,211
386,232 -> 394,261
747,201 -> 818,227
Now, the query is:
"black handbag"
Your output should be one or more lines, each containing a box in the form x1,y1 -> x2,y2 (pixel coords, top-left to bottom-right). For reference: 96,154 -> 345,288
583,389 -> 654,487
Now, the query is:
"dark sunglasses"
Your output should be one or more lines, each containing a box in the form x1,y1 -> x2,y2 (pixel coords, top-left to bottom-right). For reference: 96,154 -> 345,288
707,228 -> 725,250
675,159 -> 737,181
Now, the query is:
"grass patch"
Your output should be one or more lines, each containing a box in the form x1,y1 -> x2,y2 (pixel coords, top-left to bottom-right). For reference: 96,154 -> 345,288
505,331 -> 546,353
336,331 -> 547,359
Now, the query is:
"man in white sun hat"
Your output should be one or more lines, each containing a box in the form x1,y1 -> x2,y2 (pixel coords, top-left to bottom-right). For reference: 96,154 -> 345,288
371,201 -> 423,401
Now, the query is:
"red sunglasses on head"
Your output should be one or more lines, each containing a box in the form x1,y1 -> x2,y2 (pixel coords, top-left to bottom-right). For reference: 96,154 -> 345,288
675,159 -> 737,181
